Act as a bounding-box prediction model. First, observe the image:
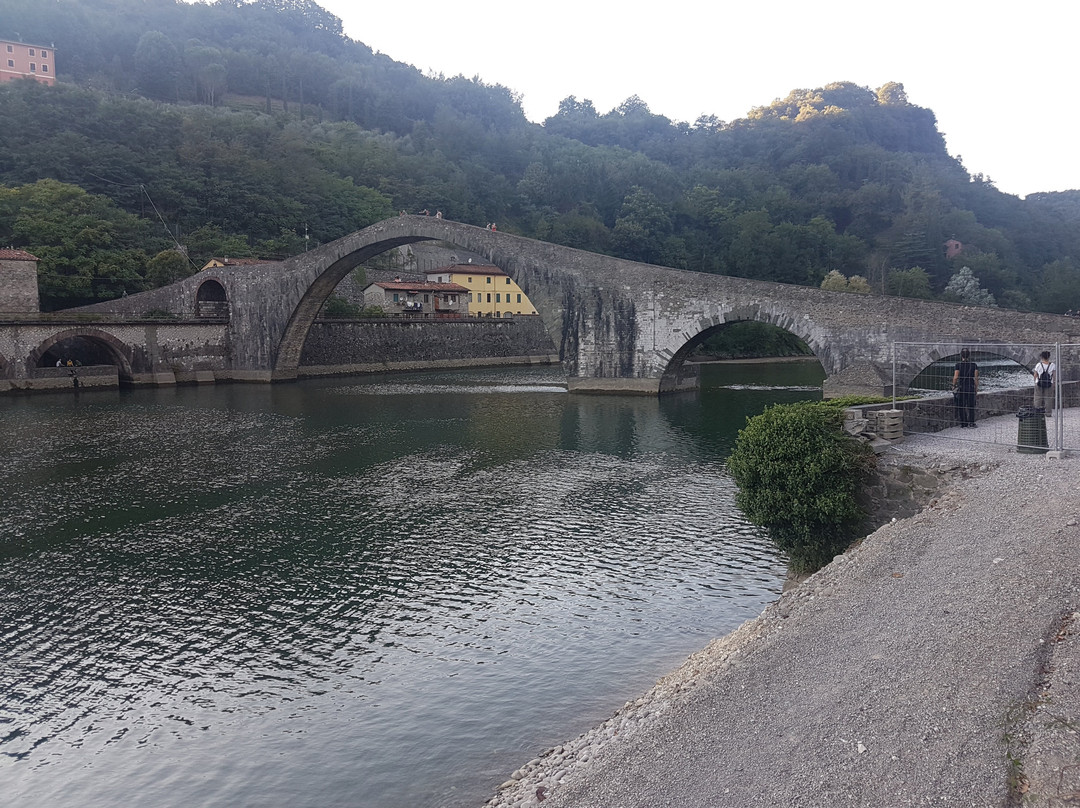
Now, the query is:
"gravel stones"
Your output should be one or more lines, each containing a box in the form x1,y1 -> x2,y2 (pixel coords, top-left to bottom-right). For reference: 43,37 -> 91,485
486,414 -> 1080,808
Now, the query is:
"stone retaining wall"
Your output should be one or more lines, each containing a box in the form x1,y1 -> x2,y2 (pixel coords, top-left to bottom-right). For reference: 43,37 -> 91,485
298,315 -> 559,374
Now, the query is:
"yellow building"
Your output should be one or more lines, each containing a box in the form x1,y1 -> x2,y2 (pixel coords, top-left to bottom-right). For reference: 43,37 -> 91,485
425,264 -> 538,318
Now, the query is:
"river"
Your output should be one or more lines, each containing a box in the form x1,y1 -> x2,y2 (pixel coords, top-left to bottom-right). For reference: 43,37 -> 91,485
0,361 -> 824,807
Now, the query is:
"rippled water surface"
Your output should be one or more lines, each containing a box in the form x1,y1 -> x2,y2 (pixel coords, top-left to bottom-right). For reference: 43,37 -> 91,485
0,363 -> 823,807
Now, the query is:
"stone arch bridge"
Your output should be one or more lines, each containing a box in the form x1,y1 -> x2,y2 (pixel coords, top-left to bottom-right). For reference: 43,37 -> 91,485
2,216 -> 1078,394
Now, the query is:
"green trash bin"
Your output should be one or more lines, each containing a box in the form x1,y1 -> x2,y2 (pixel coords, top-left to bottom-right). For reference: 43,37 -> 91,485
1017,407 -> 1048,454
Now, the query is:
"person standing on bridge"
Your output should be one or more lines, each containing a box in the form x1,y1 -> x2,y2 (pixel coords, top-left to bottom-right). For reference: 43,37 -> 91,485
952,348 -> 979,427
1033,350 -> 1056,416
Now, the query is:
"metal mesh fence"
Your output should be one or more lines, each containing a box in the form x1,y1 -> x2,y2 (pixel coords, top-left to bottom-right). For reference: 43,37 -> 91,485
890,342 -> 1077,454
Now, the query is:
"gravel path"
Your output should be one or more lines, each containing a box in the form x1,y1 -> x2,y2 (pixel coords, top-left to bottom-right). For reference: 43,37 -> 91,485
486,410 -> 1080,808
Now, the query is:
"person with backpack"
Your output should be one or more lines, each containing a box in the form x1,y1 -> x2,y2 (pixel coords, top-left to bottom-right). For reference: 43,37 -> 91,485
1033,350 -> 1056,415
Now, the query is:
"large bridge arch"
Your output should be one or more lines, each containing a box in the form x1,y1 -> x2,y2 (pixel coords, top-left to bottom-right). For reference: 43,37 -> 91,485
273,234 -> 440,379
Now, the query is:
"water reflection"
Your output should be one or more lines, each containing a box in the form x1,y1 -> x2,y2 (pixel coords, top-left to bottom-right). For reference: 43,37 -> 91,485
0,365 -> 815,808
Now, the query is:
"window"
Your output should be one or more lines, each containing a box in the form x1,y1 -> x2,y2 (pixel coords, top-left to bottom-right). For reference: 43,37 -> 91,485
468,293 -> 474,302
486,276 -> 491,284
423,294 -> 429,303
506,278 -> 511,285
517,294 -> 522,303
28,48 -> 35,56
6,45 -> 12,53
6,60 -> 12,68
486,293 -> 491,303
41,50 -> 48,58
29,63 -> 36,72
41,64 -> 48,73
393,293 -> 400,302
467,277 -> 472,283
496,293 -> 501,303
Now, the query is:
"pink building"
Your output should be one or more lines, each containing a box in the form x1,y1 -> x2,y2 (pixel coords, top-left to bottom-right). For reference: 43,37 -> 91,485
1,40 -> 56,86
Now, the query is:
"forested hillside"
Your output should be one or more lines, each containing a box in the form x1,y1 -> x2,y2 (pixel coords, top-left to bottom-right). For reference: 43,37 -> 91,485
2,0 -> 1079,312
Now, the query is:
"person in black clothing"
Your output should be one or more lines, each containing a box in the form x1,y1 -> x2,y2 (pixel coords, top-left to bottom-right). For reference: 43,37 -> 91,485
951,348 -> 979,427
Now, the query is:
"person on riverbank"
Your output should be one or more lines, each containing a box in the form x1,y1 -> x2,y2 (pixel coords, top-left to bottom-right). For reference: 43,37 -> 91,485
952,348 -> 979,427
1033,350 -> 1056,415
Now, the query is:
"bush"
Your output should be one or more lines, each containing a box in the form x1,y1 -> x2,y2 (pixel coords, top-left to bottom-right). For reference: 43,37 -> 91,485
322,294 -> 362,318
727,402 -> 875,573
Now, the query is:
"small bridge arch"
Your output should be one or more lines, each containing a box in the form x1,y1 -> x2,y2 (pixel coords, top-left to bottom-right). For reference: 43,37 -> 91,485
29,328 -> 137,379
657,307 -> 835,393
892,343 -> 1043,392
196,278 -> 230,318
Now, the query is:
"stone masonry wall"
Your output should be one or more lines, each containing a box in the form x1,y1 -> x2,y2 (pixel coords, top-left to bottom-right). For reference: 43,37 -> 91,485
0,257 -> 40,313
299,315 -> 558,370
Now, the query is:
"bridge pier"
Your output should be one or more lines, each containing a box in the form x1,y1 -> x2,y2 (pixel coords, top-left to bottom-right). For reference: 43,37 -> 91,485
567,377 -> 663,395
822,361 -> 894,399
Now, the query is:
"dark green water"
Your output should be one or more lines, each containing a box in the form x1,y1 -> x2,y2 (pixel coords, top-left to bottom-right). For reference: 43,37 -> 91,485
0,361 -> 824,808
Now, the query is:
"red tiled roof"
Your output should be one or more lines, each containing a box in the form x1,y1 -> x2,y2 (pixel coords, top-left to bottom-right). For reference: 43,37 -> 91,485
431,264 -> 506,277
374,281 -> 469,293
0,248 -> 38,261
211,257 -> 274,266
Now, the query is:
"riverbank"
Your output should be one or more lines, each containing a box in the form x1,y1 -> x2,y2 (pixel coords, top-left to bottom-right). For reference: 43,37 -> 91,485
486,410 -> 1080,807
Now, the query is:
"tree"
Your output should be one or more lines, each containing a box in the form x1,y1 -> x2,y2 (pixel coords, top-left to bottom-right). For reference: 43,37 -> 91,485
1035,259 -> 1080,313
0,179 -> 164,309
876,81 -> 909,106
847,275 -> 871,293
943,266 -> 996,306
134,31 -> 181,101
821,270 -> 872,293
887,266 -> 933,299
820,270 -> 849,291
146,249 -> 194,287
612,186 -> 672,264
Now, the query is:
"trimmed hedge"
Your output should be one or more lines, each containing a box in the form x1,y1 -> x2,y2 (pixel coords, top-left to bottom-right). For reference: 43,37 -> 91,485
727,401 -> 876,573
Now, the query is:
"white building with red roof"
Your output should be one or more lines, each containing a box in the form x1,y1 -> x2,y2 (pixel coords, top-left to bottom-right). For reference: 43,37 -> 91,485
362,279 -> 469,317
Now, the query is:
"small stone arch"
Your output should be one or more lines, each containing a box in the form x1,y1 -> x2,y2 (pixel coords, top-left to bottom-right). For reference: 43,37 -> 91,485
196,278 -> 229,318
658,311 -> 826,393
891,343 -> 1037,392
29,328 -> 136,380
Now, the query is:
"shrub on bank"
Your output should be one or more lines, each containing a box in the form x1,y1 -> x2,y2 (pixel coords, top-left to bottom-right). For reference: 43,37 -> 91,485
727,401 -> 876,573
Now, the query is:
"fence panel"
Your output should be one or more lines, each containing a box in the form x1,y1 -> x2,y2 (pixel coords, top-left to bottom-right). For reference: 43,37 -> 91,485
891,341 -> 1077,454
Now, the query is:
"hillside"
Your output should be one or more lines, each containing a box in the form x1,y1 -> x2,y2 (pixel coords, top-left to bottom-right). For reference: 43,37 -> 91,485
1,0 -> 1079,313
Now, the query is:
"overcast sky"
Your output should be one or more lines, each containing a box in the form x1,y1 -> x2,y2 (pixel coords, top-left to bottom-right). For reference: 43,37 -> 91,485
312,0 -> 1078,199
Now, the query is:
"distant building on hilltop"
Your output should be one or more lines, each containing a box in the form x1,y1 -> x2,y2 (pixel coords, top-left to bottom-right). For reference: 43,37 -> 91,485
1,40 -> 55,86
944,238 -> 963,260
426,264 -> 538,318
199,257 -> 277,271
